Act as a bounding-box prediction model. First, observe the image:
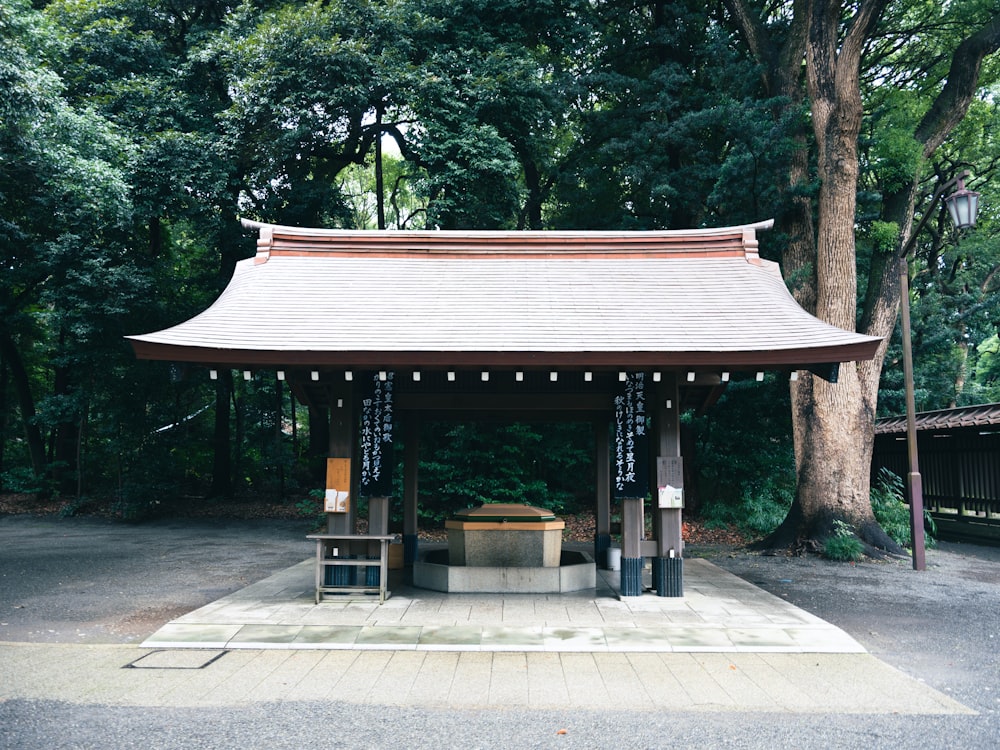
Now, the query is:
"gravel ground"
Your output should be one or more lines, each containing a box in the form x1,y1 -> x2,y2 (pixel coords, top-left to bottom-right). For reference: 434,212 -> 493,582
700,539 -> 1000,718
1,514 -> 998,749
0,514 -> 311,643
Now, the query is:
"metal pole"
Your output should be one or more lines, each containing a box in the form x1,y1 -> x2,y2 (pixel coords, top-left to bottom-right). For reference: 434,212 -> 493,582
899,257 -> 926,571
895,171 -> 977,571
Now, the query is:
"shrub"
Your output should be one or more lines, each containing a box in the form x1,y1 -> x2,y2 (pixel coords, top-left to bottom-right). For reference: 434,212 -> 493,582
701,480 -> 792,537
690,377 -> 795,537
415,421 -> 592,527
824,520 -> 864,561
871,469 -> 908,546
870,468 -> 936,549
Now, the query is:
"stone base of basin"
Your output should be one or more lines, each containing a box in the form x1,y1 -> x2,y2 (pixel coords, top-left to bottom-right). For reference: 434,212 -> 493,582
412,548 -> 597,594
446,522 -> 565,568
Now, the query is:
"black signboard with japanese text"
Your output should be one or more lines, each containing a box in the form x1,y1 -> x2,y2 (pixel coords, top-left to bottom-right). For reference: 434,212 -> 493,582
614,372 -> 649,499
359,371 -> 394,496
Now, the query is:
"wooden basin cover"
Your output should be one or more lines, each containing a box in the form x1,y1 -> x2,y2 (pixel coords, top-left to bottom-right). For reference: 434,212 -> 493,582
453,503 -> 557,523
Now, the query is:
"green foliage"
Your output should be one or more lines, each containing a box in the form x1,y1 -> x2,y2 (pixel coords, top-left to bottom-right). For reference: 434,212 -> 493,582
871,92 -> 1000,416
861,221 -> 901,255
0,467 -> 49,495
1,0 -> 998,527
823,520 -> 864,562
416,421 -> 592,526
700,482 -> 792,537
971,335 -> 1000,402
870,468 -> 936,550
863,90 -> 924,194
298,491 -> 327,529
877,218 -> 1000,416
58,496 -> 87,518
694,377 -> 795,537
337,155 -> 427,230
870,468 -> 910,548
1,0 -> 140,491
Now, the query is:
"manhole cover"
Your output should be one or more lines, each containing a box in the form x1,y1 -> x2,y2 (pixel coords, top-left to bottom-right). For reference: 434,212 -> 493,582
126,649 -> 227,670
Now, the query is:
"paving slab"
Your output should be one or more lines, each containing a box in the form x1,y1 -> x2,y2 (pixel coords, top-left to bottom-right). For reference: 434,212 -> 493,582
140,556 -> 870,654
0,518 -> 986,721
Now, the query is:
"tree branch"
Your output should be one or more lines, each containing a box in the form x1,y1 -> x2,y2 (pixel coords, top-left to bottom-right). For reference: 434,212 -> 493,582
841,0 -> 890,71
722,0 -> 773,88
915,14 -> 1000,155
723,0 -> 810,97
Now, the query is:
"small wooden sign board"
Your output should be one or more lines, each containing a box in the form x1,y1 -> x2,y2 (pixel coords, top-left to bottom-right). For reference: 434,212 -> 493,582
657,456 -> 684,508
325,457 -> 351,513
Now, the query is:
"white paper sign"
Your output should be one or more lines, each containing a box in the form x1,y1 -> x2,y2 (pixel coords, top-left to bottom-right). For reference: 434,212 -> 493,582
657,485 -> 684,509
324,489 -> 350,513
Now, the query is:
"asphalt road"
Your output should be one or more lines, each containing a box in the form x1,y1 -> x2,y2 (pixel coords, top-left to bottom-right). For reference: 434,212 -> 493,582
1,514 -> 998,749
0,515 -> 311,643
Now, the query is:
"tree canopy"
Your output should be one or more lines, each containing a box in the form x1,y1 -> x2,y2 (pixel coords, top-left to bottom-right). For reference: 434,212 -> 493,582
1,0 -> 998,540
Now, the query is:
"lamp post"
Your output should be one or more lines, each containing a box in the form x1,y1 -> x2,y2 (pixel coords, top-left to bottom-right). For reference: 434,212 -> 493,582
899,171 -> 980,571
945,176 -> 981,230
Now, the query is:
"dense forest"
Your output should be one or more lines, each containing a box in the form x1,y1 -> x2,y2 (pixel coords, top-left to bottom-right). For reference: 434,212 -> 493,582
1,1 -> 998,541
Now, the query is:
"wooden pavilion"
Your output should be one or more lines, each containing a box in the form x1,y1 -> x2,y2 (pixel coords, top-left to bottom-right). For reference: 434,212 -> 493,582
128,219 -> 881,597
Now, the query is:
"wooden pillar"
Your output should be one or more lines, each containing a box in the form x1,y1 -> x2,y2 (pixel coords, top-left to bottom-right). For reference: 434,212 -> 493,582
366,496 -> 390,587
368,496 -> 389,535
620,496 -> 644,596
326,382 -> 355,536
403,415 -> 420,565
652,374 -> 683,597
593,420 -> 612,568
614,372 -> 649,598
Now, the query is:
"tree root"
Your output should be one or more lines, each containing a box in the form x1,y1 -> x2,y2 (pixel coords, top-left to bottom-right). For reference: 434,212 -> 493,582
751,504 -> 908,560
855,519 -> 908,559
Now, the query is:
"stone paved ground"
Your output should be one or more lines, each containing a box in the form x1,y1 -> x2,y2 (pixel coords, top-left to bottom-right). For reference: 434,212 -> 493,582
1,514 -> 998,748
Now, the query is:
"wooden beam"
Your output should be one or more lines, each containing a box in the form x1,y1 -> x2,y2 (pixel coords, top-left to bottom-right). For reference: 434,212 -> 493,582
395,392 -> 614,412
127,342 -> 883,369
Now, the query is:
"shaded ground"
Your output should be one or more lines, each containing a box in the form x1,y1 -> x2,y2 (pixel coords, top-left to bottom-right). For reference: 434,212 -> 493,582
0,514 -> 310,643
0,507 -> 741,644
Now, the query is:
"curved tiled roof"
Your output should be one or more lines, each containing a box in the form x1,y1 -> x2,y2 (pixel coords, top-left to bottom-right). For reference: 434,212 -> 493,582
875,403 -> 1000,435
127,221 -> 882,370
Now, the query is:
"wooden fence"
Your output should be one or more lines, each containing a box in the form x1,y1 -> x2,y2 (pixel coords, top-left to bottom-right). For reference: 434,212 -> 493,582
872,404 -> 1000,528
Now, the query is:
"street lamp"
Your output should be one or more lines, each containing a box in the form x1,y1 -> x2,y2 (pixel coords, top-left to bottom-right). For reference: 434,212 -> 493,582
899,171 -> 980,571
944,176 -> 981,229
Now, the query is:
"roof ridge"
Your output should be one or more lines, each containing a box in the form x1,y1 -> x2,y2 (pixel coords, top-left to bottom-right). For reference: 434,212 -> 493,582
241,219 -> 775,264
239,218 -> 775,237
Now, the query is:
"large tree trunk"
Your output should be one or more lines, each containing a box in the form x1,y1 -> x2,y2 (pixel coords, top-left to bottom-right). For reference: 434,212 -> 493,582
769,367 -> 899,552
724,0 -> 887,549
722,1 -> 999,553
762,0 -> 900,553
